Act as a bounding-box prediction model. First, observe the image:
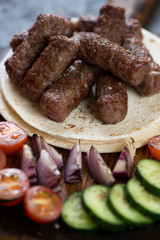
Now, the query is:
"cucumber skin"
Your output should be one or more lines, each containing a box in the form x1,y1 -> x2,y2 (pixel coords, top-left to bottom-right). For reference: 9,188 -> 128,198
136,163 -> 160,197
62,221 -> 99,232
107,197 -> 130,226
108,188 -> 153,228
125,184 -> 160,220
61,192 -> 99,231
82,189 -> 127,232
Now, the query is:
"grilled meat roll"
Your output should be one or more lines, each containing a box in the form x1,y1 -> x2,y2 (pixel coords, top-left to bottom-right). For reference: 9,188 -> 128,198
40,60 -> 95,122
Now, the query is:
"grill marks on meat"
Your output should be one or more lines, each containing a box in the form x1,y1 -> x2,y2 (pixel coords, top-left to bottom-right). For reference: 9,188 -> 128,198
40,60 -> 94,122
5,14 -> 71,85
80,32 -> 150,86
19,36 -> 79,102
124,18 -> 160,96
96,72 -> 128,124
94,4 -> 125,45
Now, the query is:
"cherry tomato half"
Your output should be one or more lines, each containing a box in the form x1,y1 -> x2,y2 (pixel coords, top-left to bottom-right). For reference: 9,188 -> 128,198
0,121 -> 28,155
148,135 -> 160,161
0,149 -> 7,169
24,186 -> 63,223
0,168 -> 30,206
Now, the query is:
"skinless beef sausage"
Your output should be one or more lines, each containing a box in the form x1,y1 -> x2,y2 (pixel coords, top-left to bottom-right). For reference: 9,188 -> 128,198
5,14 -> 72,85
19,36 -> 79,102
76,16 -> 97,32
94,4 -> 125,45
79,32 -> 150,86
96,72 -> 128,124
40,60 -> 95,122
124,18 -> 160,96
10,17 -> 74,52
10,30 -> 29,51
94,4 -> 128,124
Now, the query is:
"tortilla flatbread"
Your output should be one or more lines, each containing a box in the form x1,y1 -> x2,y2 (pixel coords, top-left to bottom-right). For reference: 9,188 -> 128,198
1,29 -> 160,152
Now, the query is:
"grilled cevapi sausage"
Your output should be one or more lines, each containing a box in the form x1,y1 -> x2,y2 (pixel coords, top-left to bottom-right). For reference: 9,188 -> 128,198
10,17 -> 73,52
96,72 -> 128,124
94,4 -> 125,45
40,60 -> 95,122
76,15 -> 97,32
10,30 -> 29,51
20,36 -> 79,102
79,32 -> 150,86
124,18 -> 160,96
5,14 -> 72,85
94,4 -> 127,124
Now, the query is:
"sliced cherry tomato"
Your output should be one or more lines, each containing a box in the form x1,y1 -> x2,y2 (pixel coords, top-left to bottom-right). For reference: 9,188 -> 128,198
0,121 -> 28,155
0,149 -> 7,169
148,135 -> 160,161
24,186 -> 62,223
0,168 -> 30,206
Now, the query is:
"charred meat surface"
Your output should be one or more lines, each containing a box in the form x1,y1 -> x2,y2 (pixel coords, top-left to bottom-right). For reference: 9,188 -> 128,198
124,18 -> 160,96
5,14 -> 71,85
76,15 -> 97,32
10,17 -> 73,52
20,36 -> 79,102
40,60 -> 95,122
80,32 -> 149,86
10,30 -> 29,51
124,18 -> 143,44
94,4 -> 125,45
96,72 -> 128,124
124,19 -> 152,62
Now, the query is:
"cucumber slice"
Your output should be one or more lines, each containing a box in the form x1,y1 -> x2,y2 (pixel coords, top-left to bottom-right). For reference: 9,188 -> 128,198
108,184 -> 153,226
136,159 -> 160,196
82,185 -> 126,231
126,178 -> 160,219
61,191 -> 98,230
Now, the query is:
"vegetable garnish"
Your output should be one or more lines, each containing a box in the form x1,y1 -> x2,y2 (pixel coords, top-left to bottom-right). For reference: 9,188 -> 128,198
20,144 -> 37,185
148,135 -> 160,161
0,121 -> 28,155
32,134 -> 63,169
0,168 -> 29,206
36,149 -> 61,188
64,140 -> 82,183
113,138 -> 135,178
24,186 -> 63,223
0,149 -> 7,170
86,146 -> 115,186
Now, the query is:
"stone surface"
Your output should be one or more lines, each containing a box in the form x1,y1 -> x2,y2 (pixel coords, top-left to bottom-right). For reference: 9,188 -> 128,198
0,0 -> 160,59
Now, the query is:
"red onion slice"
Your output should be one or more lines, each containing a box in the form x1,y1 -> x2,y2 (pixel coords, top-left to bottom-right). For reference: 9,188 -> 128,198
32,134 -> 63,169
113,138 -> 136,178
86,146 -> 115,186
20,144 -> 37,185
36,149 -> 61,188
64,140 -> 82,183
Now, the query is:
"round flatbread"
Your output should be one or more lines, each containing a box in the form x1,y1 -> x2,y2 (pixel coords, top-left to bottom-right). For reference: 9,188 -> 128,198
1,29 -> 160,152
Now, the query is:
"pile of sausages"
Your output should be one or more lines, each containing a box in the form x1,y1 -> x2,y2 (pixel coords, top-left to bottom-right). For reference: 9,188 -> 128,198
5,4 -> 160,124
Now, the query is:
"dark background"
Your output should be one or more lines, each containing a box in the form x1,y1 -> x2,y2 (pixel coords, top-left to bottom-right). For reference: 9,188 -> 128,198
0,0 -> 160,59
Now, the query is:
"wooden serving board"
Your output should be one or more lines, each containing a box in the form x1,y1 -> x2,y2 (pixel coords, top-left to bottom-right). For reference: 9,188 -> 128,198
0,117 -> 156,240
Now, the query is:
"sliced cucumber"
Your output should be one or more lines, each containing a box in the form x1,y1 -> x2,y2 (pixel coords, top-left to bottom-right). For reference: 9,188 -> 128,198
82,185 -> 126,231
136,159 -> 160,197
108,184 -> 153,226
61,191 -> 98,230
126,178 -> 160,219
